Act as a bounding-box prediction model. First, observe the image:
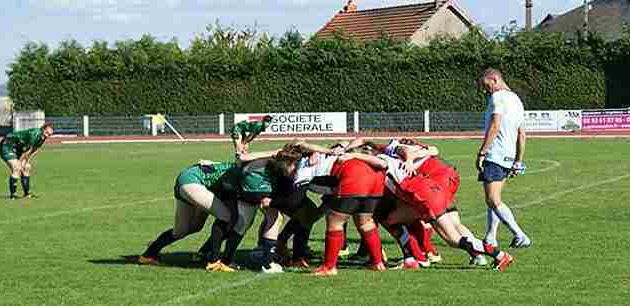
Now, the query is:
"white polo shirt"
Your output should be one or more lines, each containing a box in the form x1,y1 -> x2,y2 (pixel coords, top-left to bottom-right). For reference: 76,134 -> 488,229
484,90 -> 524,169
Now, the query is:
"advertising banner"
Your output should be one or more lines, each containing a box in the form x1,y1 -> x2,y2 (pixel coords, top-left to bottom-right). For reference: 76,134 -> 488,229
234,112 -> 347,134
582,109 -> 630,130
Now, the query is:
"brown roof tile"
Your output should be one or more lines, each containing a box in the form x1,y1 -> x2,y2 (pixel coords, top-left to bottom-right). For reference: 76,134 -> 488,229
316,2 -> 442,42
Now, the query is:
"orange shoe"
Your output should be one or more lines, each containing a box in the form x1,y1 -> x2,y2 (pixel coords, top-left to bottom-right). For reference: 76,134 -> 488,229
313,265 -> 338,276
138,255 -> 159,266
493,252 -> 514,272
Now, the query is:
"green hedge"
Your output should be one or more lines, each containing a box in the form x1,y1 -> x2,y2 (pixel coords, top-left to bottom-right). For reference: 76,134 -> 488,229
7,28 -> 627,115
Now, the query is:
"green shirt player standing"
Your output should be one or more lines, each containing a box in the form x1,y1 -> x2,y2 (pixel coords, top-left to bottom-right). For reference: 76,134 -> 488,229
1,123 -> 54,200
230,115 -> 273,158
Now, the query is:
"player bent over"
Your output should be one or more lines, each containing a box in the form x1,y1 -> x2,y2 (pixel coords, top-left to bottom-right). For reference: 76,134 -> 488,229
138,161 -> 238,271
343,153 -> 514,272
1,123 -> 54,199
230,115 -> 273,157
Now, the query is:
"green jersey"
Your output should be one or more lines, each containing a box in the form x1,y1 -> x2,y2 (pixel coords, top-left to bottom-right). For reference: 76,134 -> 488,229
230,120 -> 270,140
176,162 -> 238,189
3,128 -> 46,152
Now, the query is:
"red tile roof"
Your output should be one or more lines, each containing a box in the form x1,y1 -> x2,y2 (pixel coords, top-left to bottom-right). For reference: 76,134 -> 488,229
316,2 -> 445,42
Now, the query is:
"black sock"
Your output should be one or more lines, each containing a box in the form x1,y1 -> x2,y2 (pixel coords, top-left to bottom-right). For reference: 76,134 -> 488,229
9,176 -> 18,197
292,224 -> 312,259
278,219 -> 298,243
201,220 -> 229,263
21,176 -> 30,195
342,222 -> 348,250
222,230 -> 244,265
457,237 -> 498,258
142,229 -> 177,258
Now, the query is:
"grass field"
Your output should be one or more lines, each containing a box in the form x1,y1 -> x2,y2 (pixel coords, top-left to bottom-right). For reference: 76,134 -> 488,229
1,138 -> 630,305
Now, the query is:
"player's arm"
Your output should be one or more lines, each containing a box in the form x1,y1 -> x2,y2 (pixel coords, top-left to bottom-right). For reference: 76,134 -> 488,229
338,152 -> 387,169
344,137 -> 366,151
477,113 -> 502,172
515,127 -> 526,163
238,149 -> 281,162
395,144 -> 439,162
292,140 -> 333,154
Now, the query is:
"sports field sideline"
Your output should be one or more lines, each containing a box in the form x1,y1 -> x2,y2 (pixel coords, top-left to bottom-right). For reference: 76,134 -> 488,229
1,138 -> 629,305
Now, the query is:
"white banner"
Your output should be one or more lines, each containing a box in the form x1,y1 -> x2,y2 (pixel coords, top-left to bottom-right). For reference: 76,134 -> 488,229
234,112 -> 347,134
523,110 -> 582,132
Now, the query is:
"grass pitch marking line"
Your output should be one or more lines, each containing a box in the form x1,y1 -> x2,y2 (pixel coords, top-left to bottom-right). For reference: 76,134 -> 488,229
163,273 -> 274,305
0,197 -> 170,226
466,173 -> 630,221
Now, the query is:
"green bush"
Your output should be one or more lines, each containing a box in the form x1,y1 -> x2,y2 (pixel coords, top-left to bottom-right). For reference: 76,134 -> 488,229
7,27 -> 626,115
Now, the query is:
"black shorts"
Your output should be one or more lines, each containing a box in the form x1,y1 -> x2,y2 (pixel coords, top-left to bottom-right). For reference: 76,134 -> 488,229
373,196 -> 397,222
478,161 -> 510,184
328,197 -> 381,215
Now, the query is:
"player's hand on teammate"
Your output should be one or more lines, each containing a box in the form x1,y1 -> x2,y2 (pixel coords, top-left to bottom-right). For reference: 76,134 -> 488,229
337,153 -> 354,162
260,197 -> 272,208
402,160 -> 416,177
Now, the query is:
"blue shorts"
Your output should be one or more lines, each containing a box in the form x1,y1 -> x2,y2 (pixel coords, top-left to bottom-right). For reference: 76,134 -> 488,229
478,161 -> 510,184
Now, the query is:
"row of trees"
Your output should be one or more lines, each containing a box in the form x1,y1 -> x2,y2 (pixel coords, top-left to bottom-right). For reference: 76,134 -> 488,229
7,25 -> 630,115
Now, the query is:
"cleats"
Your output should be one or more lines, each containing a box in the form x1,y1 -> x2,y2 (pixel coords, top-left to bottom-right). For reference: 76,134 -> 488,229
470,255 -> 488,266
493,252 -> 514,272
427,251 -> 442,264
510,236 -> 532,249
138,255 -> 159,266
370,262 -> 387,272
23,193 -> 37,199
313,265 -> 338,277
287,257 -> 310,269
338,247 -> 350,258
402,258 -> 420,270
261,262 -> 284,274
205,260 -> 235,272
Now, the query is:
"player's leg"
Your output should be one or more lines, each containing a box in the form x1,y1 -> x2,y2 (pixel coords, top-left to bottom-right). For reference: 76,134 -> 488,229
222,200 -> 258,266
484,180 -> 531,248
197,195 -> 233,265
353,212 -> 385,271
316,206 -> 350,276
408,220 -> 439,264
257,207 -> 284,273
3,157 -> 21,200
432,214 -> 513,271
377,199 -> 427,268
20,161 -> 32,198
446,210 -> 487,266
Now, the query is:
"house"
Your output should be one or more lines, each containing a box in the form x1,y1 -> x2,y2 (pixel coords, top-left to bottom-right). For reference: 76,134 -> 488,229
316,0 -> 476,46
538,0 -> 630,41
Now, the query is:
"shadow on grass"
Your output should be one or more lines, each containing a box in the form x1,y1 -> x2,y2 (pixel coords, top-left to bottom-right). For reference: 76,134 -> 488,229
88,250 -> 259,271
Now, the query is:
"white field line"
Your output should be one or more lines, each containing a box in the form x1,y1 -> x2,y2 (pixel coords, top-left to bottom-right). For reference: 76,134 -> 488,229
0,197 -> 170,226
59,134 -> 630,145
162,274 -> 274,305
465,173 -> 630,221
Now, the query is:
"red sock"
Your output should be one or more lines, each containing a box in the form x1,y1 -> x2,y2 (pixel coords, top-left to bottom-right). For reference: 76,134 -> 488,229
411,222 -> 438,254
406,234 -> 427,262
323,230 -> 344,269
361,227 -> 383,266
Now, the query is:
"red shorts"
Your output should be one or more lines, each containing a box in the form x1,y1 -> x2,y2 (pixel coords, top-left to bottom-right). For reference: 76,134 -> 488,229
397,175 -> 453,222
331,159 -> 385,198
417,157 -> 460,195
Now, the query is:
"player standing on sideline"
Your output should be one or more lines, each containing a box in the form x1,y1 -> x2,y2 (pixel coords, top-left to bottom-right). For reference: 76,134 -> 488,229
477,68 -> 531,248
1,123 -> 54,199
230,115 -> 273,157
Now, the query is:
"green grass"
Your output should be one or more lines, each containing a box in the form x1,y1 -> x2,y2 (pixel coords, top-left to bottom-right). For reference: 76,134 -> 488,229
1,139 -> 630,305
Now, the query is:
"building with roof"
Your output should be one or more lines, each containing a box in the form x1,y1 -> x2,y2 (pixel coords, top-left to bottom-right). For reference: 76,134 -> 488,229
316,0 -> 475,46
538,0 -> 630,41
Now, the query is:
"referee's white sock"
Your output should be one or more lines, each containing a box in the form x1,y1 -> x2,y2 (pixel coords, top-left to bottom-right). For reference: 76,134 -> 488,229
484,208 -> 500,245
493,204 -> 526,238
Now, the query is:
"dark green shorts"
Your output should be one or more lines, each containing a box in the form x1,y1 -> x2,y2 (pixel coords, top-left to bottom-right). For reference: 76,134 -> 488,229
1,143 -> 20,162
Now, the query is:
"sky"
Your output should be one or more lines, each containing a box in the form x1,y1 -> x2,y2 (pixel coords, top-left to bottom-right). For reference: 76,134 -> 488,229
0,0 -> 586,84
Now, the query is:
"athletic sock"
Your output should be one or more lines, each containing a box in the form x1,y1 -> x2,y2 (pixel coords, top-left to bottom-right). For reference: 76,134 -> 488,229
222,230 -> 244,265
457,236 -> 502,259
278,219 -> 298,243
342,223 -> 349,250
410,222 -> 437,254
493,204 -> 526,238
323,230 -> 344,269
142,229 -> 177,258
20,176 -> 30,195
201,219 -> 229,262
9,176 -> 18,197
361,227 -> 383,266
292,223 -> 311,259
485,208 -> 501,245
390,224 -> 425,261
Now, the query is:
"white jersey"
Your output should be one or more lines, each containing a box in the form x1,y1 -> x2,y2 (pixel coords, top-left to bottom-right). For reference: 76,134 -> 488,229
484,90 -> 524,169
293,154 -> 338,194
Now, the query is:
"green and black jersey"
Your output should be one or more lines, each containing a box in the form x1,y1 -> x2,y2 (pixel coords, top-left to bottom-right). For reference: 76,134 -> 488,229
1,128 -> 46,161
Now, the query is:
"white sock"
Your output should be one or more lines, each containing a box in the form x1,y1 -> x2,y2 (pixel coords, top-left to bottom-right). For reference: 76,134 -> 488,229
493,204 -> 526,238
485,208 -> 500,244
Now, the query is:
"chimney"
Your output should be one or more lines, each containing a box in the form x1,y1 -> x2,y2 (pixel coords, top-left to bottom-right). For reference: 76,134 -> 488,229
525,0 -> 533,30
435,0 -> 447,9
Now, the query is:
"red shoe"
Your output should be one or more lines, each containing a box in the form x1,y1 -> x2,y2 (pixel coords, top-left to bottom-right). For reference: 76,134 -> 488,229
370,262 -> 387,272
313,265 -> 338,276
403,258 -> 420,270
493,252 -> 514,272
